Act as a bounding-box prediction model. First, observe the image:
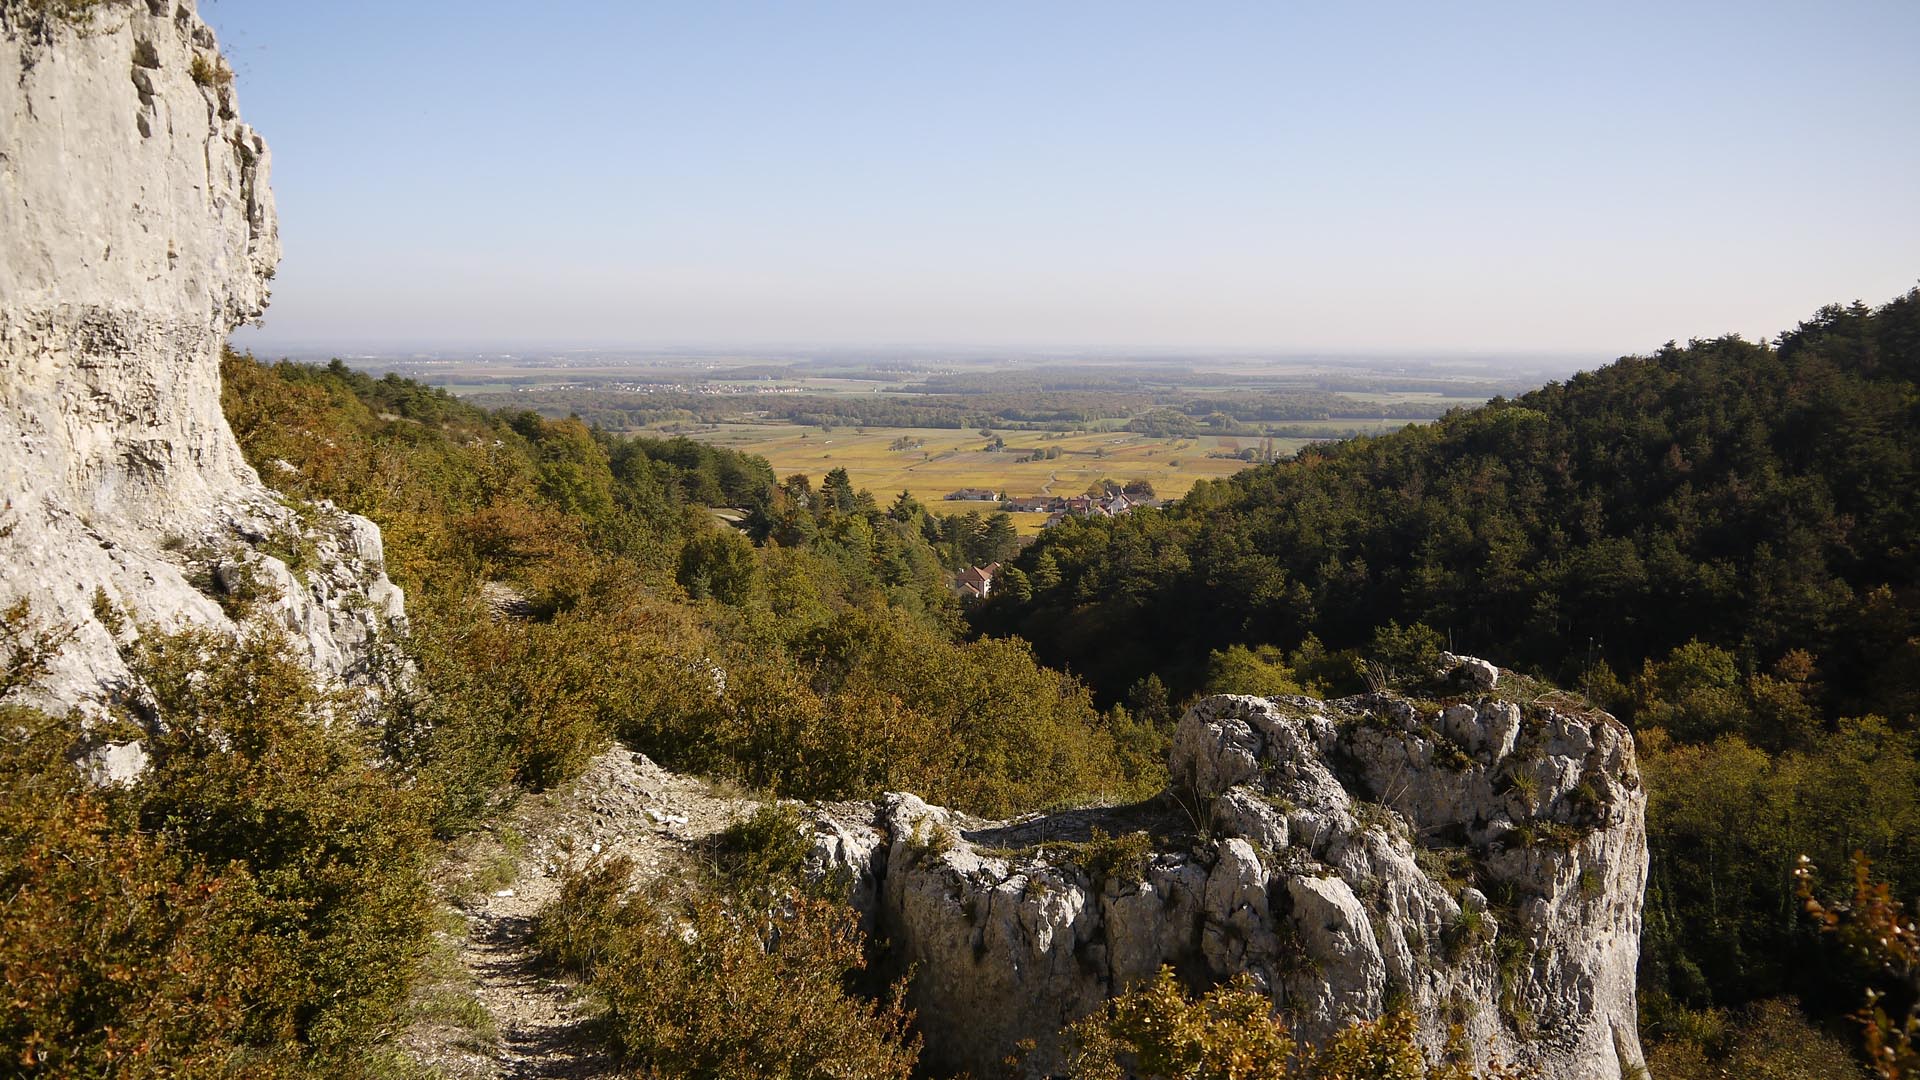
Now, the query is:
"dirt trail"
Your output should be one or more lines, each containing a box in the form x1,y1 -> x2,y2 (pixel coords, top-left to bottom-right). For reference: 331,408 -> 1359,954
404,747 -> 756,1079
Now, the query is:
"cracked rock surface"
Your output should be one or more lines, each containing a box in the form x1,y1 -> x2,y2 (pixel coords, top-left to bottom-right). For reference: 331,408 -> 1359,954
814,659 -> 1649,1080
1,1 -> 404,724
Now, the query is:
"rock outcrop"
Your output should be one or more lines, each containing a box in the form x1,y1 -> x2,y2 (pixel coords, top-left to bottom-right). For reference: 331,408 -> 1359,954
813,658 -> 1648,1079
0,1 -> 403,733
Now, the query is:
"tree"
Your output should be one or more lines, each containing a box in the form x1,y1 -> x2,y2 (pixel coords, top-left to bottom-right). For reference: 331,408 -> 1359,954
679,527 -> 759,605
1126,673 -> 1175,729
1031,551 -> 1063,592
977,513 -> 1020,566
821,467 -> 857,515
1204,645 -> 1304,698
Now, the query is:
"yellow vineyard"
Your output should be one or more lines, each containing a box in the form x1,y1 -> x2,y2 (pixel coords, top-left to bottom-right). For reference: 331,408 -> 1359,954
669,424 -> 1314,531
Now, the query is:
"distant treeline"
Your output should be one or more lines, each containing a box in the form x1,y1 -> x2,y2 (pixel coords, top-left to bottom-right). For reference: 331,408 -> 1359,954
918,366 -> 1522,398
463,387 -> 1451,434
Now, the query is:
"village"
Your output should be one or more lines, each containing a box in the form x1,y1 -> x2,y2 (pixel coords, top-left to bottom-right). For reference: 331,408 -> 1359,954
942,481 -> 1163,528
947,481 -> 1164,600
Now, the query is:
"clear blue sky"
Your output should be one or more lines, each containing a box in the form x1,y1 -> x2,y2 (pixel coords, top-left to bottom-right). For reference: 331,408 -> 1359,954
205,0 -> 1919,357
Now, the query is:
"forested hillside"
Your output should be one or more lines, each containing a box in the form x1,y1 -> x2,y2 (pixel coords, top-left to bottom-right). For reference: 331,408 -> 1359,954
979,291 -> 1919,713
976,289 -> 1920,1071
221,355 -> 1160,819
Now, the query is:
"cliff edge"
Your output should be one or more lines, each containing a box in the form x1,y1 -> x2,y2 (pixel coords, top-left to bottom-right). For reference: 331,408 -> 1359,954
0,1 -> 403,738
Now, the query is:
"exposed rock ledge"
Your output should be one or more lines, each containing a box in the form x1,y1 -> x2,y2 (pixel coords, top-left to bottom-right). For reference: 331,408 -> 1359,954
0,1 -> 404,746
810,659 -> 1649,1079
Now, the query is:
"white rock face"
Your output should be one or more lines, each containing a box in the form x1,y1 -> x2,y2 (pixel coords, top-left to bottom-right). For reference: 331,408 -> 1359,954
817,681 -> 1649,1079
0,1 -> 404,719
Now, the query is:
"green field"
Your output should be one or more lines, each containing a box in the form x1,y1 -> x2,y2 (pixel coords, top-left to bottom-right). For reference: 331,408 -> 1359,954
668,423 -> 1312,531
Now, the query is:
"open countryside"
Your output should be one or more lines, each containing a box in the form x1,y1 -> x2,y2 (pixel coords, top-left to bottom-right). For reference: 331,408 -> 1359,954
680,424 -> 1275,530
664,421 -> 1406,530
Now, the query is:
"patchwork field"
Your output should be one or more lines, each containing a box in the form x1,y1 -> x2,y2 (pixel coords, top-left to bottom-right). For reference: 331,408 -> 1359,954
666,423 -> 1326,530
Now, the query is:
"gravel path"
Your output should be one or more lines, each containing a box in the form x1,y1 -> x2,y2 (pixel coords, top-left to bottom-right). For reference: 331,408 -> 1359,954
404,747 -> 757,1079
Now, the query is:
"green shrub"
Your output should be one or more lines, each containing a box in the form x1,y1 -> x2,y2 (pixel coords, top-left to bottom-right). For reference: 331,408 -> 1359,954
132,628 -> 433,1064
707,802 -> 815,899
1,625 -> 432,1076
530,854 -> 636,978
535,862 -> 919,1079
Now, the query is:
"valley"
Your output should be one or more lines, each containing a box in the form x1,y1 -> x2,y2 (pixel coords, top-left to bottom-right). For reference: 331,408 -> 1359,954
4,4 -> 1915,1080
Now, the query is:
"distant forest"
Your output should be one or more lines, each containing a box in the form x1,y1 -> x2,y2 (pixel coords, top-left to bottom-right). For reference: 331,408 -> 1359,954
464,386 -> 1459,435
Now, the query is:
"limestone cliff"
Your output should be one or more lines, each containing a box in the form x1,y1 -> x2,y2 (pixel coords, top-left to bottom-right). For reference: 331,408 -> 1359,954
812,657 -> 1649,1079
0,1 -> 403,740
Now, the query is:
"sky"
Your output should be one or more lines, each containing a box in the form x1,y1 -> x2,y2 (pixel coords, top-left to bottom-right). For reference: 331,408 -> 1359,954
205,0 -> 1920,358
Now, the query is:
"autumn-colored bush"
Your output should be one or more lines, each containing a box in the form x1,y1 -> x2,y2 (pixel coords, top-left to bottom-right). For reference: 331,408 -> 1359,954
132,628 -> 434,1062
0,710 -> 268,1076
1643,996 -> 1866,1080
1065,967 -> 1525,1080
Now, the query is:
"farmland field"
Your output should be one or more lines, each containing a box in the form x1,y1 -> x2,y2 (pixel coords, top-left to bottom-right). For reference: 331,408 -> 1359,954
664,423 -> 1320,531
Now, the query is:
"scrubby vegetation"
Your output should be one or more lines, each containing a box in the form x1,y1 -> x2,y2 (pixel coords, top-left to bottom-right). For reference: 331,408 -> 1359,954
1,625 -> 431,1077
222,353 -> 1160,821
0,352 -> 1161,1077
2,0 -> 112,30
1065,967 -> 1527,1080
11,289 -> 1917,1075
533,853 -> 920,1080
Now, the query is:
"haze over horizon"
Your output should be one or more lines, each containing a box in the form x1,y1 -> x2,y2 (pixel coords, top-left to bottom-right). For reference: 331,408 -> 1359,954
206,0 -> 1919,357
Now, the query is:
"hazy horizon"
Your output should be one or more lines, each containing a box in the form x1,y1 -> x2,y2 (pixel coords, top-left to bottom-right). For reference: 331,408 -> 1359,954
208,1 -> 1919,356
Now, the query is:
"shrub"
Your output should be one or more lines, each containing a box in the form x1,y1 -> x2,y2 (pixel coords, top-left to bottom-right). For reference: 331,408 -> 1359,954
1643,997 -> 1867,1080
535,862 -> 919,1079
706,802 -> 815,899
1,625 -> 432,1076
188,53 -> 230,88
0,710 -> 266,1076
530,854 -> 636,978
1066,967 -> 1295,1080
1066,967 -> 1526,1080
1057,827 -> 1153,892
132,628 -> 433,1063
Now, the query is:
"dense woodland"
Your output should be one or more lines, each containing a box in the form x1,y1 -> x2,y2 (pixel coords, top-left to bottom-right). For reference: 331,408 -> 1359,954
6,293 -> 1919,1077
977,289 -> 1920,1073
